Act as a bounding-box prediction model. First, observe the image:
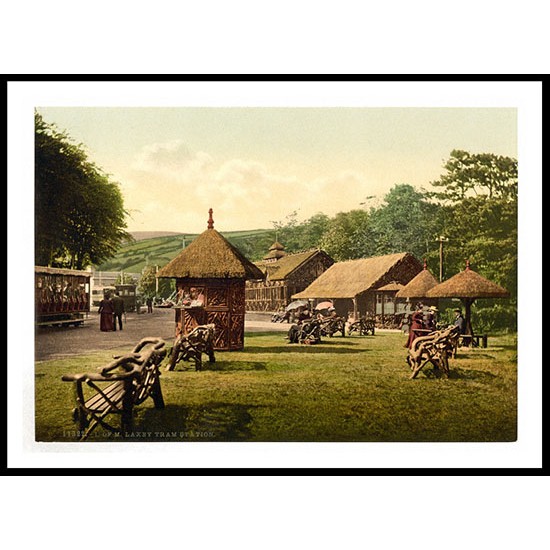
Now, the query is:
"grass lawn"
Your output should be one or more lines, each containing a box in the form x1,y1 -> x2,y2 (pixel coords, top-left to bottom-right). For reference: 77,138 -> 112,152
35,331 -> 517,443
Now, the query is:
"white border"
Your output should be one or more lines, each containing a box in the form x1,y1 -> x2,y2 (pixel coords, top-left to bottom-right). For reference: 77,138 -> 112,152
7,80 -> 542,469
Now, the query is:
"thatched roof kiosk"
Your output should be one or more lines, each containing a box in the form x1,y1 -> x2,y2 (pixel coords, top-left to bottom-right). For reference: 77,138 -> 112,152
157,209 -> 265,351
396,259 -> 440,307
292,252 -> 423,320
425,260 -> 509,339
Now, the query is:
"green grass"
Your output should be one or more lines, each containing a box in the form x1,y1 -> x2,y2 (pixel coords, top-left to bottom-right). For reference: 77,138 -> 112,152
35,331 -> 517,443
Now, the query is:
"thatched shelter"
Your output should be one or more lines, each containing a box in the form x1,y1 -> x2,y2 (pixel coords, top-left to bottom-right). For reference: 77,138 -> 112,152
246,244 -> 334,312
157,209 -> 264,351
425,260 -> 510,338
396,259 -> 440,307
292,252 -> 423,321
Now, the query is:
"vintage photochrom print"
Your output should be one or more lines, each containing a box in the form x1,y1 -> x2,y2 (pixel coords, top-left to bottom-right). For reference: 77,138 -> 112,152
9,80 -> 541,468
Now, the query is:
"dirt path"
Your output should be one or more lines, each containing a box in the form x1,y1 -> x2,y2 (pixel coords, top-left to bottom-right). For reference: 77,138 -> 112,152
35,308 -> 290,362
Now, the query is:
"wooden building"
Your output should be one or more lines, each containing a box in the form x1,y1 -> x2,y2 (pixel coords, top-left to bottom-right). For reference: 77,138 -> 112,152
292,252 -> 423,322
245,242 -> 334,312
157,209 -> 264,351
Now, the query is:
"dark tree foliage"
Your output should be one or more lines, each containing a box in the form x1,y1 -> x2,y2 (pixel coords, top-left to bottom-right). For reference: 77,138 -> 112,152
429,149 -> 518,202
428,150 -> 518,331
35,112 -> 131,269
271,212 -> 332,255
319,209 -> 374,261
369,184 -> 442,262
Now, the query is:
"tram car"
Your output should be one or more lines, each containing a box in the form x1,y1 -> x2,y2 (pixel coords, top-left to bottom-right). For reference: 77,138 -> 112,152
114,283 -> 139,312
35,266 -> 91,327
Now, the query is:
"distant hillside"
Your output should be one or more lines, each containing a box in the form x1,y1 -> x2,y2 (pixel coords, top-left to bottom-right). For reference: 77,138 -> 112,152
129,231 -> 181,241
97,228 -> 275,273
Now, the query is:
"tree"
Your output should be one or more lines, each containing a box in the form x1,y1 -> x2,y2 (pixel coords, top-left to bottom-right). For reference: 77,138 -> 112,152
35,112 -> 131,269
369,184 -> 441,261
428,151 -> 518,331
319,210 -> 374,261
137,266 -> 157,297
429,149 -> 517,203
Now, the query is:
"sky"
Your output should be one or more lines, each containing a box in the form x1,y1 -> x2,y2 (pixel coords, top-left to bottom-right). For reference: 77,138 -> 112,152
35,105 -> 517,234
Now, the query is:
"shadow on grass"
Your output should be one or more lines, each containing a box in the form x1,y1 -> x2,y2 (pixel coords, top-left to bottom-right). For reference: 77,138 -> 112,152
170,360 -> 268,372
244,344 -> 366,354
139,402 -> 256,441
421,366 -> 498,382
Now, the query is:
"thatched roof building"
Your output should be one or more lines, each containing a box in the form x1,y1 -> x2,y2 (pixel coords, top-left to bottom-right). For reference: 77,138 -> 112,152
377,282 -> 404,292
157,209 -> 264,351
292,252 -> 423,319
425,261 -> 510,300
426,260 -> 509,337
245,245 -> 334,312
396,260 -> 439,300
157,222 -> 264,280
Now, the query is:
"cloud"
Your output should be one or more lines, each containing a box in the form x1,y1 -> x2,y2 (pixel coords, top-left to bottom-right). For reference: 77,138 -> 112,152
120,141 -> 373,232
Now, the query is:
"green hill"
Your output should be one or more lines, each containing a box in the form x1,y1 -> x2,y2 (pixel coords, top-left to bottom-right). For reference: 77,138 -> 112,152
95,229 -> 275,272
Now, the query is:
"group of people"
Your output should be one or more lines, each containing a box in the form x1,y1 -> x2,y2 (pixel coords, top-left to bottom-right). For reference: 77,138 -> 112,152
404,303 -> 466,348
98,291 -> 126,332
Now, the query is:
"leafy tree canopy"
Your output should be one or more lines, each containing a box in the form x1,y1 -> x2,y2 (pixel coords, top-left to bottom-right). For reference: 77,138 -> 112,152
35,112 -> 131,269
429,149 -> 517,203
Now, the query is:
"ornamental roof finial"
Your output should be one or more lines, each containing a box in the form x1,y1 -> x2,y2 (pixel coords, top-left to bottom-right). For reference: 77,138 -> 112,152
207,208 -> 214,230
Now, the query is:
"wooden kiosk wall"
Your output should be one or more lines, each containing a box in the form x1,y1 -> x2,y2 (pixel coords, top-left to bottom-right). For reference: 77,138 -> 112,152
175,278 -> 246,351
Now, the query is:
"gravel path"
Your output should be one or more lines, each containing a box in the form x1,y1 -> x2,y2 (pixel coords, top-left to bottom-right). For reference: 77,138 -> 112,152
35,308 -> 290,362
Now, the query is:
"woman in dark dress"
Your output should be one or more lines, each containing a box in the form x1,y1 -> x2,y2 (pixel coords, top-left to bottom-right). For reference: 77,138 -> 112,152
405,307 -> 425,348
98,294 -> 115,332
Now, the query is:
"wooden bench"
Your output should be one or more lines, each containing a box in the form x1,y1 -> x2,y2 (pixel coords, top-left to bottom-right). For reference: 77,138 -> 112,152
407,326 -> 460,379
319,317 -> 346,337
347,318 -> 375,336
62,337 -> 167,440
287,319 -> 322,345
167,324 -> 216,371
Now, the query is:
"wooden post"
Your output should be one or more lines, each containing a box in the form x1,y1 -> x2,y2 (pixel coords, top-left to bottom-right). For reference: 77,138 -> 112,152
352,296 -> 358,320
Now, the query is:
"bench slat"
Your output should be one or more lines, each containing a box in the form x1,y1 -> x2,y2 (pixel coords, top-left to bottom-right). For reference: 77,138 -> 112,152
84,381 -> 126,412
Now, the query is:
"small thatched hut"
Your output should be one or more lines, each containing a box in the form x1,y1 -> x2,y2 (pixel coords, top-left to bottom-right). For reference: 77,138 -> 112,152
396,259 -> 440,307
157,209 -> 265,351
425,260 -> 510,337
292,252 -> 423,322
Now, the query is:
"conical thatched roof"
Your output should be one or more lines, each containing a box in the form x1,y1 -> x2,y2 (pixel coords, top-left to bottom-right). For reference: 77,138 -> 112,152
293,252 -> 420,299
157,210 -> 265,280
425,262 -> 509,299
396,260 -> 439,299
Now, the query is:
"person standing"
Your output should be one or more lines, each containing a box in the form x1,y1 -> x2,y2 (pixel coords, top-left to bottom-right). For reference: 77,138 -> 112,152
404,304 -> 425,348
111,291 -> 125,331
98,293 -> 115,332
453,308 -> 466,334
425,306 -> 438,331
146,296 -> 153,313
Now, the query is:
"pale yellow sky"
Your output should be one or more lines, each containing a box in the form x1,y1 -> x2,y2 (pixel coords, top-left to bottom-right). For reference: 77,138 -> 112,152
37,107 -> 517,233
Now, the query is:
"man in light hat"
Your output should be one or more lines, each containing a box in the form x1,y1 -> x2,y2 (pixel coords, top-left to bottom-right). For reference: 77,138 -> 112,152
425,305 -> 438,331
